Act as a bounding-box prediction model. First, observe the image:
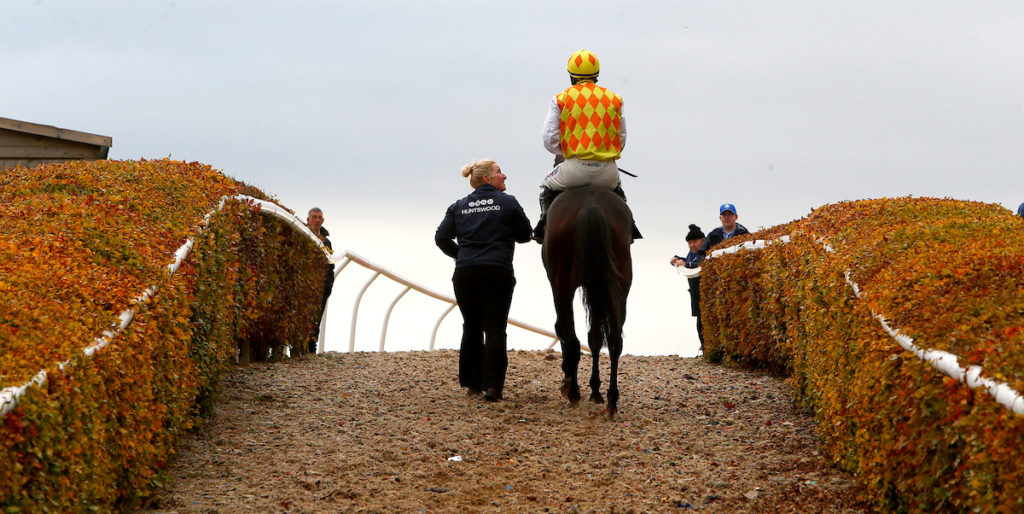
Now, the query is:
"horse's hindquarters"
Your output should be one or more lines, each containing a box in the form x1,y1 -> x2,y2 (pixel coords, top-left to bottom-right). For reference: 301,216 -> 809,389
542,185 -> 632,419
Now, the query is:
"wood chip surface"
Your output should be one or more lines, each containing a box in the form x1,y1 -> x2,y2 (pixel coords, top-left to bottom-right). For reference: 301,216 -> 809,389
144,350 -> 868,513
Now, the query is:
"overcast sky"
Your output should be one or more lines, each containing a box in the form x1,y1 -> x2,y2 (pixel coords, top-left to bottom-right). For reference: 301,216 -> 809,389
5,1 -> 1024,356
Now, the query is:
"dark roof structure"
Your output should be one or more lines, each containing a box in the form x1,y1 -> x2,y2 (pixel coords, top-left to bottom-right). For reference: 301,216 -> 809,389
0,116 -> 112,170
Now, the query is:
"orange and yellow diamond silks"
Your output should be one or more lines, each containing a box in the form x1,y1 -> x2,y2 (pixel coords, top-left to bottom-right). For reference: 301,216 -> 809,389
556,82 -> 623,161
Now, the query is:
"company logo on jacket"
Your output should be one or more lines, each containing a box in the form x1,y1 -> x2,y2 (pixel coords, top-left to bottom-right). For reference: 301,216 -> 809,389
461,198 -> 501,214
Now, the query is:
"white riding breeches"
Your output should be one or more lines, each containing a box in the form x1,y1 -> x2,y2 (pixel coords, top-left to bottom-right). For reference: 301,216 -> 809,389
541,158 -> 619,191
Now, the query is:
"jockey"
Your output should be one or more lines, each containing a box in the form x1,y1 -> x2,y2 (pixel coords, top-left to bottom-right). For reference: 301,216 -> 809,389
532,48 -> 642,243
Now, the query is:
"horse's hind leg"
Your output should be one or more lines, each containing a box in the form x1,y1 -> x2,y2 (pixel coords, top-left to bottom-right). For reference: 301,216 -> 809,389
586,323 -> 604,404
554,291 -> 581,403
605,322 -> 624,420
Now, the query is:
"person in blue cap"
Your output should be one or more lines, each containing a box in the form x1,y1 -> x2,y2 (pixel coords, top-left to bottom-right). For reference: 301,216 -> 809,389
697,203 -> 749,259
1018,202 -> 1024,218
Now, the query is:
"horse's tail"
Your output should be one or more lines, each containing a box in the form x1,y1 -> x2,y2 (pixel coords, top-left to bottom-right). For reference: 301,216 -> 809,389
574,203 -> 626,341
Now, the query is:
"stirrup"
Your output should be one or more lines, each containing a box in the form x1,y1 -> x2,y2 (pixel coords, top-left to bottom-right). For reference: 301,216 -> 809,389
532,213 -> 546,244
533,186 -> 559,244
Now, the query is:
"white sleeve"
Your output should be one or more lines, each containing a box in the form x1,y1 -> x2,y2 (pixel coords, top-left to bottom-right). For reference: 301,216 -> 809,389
542,96 -> 562,155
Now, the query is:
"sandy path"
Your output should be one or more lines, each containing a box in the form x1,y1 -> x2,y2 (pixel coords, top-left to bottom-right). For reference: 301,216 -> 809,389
144,350 -> 867,512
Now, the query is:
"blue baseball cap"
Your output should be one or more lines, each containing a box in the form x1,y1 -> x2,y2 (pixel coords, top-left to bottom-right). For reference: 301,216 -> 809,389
719,203 -> 737,215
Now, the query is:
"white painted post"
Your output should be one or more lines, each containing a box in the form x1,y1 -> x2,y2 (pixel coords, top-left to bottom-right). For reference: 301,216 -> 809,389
350,272 -> 380,352
379,286 -> 411,351
316,257 -> 351,354
430,304 -> 457,351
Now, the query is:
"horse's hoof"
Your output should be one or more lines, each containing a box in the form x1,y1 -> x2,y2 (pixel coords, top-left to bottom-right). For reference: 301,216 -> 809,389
561,390 -> 581,404
483,388 -> 501,402
560,381 -> 581,403
605,400 -> 618,420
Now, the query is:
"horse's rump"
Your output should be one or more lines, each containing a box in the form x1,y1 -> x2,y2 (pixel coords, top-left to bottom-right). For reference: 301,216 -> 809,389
573,200 -> 629,339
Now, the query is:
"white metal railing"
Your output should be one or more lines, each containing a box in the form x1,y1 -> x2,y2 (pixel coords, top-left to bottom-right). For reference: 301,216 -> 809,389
244,199 -> 560,353
701,233 -> 1024,416
322,250 -> 560,353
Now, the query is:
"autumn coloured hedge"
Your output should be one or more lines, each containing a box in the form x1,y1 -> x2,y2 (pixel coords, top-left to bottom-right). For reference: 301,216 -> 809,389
1,159 -> 328,510
700,198 -> 1024,511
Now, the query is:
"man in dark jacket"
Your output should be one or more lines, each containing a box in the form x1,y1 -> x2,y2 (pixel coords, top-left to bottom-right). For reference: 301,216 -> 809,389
697,203 -> 749,259
307,207 -> 334,354
670,224 -> 707,350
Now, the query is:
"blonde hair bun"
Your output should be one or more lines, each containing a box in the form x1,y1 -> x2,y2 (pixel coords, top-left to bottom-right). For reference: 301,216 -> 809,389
462,159 -> 496,188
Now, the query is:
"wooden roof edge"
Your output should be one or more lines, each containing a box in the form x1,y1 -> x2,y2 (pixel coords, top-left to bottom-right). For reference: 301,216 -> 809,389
0,116 -> 112,148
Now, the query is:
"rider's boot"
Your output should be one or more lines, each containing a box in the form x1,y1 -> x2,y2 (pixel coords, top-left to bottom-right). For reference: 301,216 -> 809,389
532,186 -> 560,244
611,184 -> 643,242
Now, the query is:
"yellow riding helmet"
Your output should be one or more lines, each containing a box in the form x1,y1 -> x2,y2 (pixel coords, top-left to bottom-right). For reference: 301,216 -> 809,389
567,49 -> 600,79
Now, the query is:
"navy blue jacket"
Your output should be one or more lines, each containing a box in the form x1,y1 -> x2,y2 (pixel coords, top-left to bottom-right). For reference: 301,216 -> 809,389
696,223 -> 750,260
435,185 -> 532,269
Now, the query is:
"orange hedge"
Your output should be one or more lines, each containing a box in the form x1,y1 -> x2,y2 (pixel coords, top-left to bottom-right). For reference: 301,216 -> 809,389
1,160 -> 327,510
700,198 -> 1024,511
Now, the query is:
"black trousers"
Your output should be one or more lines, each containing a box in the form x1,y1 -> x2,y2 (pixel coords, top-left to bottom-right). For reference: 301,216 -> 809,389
309,264 -> 335,353
688,276 -> 703,350
452,266 -> 516,394
696,316 -> 704,350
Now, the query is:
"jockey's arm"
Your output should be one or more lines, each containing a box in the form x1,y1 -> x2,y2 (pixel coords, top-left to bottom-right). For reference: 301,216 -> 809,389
542,96 -> 562,155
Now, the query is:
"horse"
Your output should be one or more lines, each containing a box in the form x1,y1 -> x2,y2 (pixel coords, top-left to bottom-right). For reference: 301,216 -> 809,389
542,185 -> 633,419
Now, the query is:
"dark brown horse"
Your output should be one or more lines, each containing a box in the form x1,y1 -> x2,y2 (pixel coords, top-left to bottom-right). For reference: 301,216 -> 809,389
542,185 -> 633,419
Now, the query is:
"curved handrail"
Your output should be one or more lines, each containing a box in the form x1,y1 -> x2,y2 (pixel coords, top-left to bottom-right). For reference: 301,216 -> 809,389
327,249 -> 560,352
227,198 -> 563,353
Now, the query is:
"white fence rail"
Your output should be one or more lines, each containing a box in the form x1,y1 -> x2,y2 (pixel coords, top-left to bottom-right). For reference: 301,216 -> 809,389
2,195 -> 255,418
320,250 -> 559,353
247,198 -> 560,354
702,233 -> 1024,416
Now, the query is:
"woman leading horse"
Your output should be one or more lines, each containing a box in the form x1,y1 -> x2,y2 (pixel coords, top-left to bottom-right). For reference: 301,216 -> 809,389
435,160 -> 533,402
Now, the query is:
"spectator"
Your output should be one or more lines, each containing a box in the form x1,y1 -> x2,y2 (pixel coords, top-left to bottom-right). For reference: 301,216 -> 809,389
1018,202 -> 1024,218
435,159 -> 532,402
698,203 -> 749,258
670,224 -> 707,350
307,207 -> 335,354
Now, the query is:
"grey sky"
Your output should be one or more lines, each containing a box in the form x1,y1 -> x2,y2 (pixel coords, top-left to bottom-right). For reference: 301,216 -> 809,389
5,1 -> 1023,356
